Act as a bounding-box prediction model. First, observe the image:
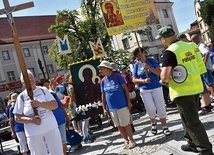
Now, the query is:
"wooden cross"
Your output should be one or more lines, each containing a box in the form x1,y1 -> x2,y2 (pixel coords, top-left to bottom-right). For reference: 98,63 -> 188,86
0,0 -> 38,116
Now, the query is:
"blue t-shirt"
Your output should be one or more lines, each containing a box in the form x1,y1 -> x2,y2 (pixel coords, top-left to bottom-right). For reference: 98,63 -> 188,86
9,104 -> 24,133
133,58 -> 161,90
100,72 -> 127,110
52,93 -> 66,125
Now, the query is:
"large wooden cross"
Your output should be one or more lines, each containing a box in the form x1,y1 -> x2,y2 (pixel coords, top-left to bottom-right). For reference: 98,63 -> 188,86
0,0 -> 38,116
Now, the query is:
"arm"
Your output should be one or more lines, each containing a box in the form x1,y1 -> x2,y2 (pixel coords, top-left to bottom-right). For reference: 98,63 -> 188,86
144,62 -> 161,76
30,100 -> 58,110
160,66 -> 172,85
101,92 -> 108,115
203,52 -> 210,64
14,114 -> 41,125
121,83 -> 132,110
9,117 -> 16,138
132,77 -> 150,84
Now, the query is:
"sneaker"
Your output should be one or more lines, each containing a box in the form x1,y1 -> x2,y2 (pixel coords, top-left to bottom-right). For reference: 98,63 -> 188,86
84,135 -> 94,144
123,141 -> 129,149
163,127 -> 171,136
181,143 -> 198,153
129,141 -> 136,149
199,107 -> 212,115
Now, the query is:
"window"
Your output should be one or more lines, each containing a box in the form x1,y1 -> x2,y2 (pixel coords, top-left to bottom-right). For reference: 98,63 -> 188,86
146,31 -> 154,41
2,51 -> 10,60
122,38 -> 130,50
28,68 -> 36,77
23,48 -> 31,57
47,64 -> 54,74
42,46 -> 49,55
162,9 -> 169,18
7,71 -> 16,81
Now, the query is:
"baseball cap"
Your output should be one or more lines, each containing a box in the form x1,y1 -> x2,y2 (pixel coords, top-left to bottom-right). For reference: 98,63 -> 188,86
56,76 -> 63,83
119,65 -> 127,70
155,26 -> 175,39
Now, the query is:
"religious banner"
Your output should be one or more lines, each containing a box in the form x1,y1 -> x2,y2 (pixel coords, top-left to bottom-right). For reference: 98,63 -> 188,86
56,35 -> 71,54
89,38 -> 107,58
69,58 -> 102,106
100,0 -> 159,36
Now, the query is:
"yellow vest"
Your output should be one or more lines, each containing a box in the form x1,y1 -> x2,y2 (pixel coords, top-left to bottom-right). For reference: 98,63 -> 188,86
167,41 -> 203,101
188,42 -> 207,74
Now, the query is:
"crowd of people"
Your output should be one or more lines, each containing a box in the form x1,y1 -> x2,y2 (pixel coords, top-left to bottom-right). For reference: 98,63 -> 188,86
3,26 -> 214,155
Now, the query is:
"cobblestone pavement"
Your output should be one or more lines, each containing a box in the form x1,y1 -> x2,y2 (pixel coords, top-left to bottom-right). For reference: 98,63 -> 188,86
2,104 -> 214,155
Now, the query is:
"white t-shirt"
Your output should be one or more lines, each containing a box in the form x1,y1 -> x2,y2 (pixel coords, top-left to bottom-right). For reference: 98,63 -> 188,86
199,42 -> 212,70
13,86 -> 58,137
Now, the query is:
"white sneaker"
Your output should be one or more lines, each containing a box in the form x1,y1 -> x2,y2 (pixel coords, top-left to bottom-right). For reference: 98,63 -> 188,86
123,141 -> 129,149
129,141 -> 136,149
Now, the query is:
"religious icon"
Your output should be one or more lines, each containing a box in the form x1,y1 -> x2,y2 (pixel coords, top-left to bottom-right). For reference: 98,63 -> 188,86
100,1 -> 124,28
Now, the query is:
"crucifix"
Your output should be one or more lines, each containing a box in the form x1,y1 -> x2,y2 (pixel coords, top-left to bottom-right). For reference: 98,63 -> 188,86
0,0 -> 38,116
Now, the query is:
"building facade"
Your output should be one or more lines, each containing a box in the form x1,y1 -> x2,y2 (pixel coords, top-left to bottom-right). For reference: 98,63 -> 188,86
194,0 -> 214,44
112,0 -> 179,58
0,16 -> 65,99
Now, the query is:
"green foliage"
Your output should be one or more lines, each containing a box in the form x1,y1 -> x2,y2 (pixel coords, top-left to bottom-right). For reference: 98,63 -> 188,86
107,49 -> 133,66
200,0 -> 214,32
48,0 -> 112,68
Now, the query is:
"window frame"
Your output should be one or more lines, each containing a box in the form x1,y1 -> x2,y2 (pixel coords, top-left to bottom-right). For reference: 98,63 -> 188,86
2,50 -> 10,60
23,48 -> 31,57
7,71 -> 16,82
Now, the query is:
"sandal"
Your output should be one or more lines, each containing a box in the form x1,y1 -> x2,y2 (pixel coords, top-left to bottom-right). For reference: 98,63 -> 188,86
151,123 -> 157,135
163,127 -> 171,136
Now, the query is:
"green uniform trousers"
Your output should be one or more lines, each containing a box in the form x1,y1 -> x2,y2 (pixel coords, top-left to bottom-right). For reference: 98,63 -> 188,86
174,94 -> 213,155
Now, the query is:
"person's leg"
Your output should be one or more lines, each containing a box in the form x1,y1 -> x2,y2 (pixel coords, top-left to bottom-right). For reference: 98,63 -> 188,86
175,95 -> 213,154
58,123 -> 67,155
45,128 -> 64,155
16,132 -> 28,155
152,87 -> 171,135
140,88 -> 161,134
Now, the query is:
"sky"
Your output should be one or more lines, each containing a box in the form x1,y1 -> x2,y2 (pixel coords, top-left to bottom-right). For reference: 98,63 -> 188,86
0,0 -> 196,33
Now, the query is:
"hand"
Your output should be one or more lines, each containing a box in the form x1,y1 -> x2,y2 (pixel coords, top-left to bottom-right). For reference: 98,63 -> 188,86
31,116 -> 41,125
30,100 -> 41,108
11,132 -> 16,138
103,109 -> 108,116
143,63 -> 150,69
145,78 -> 151,84
159,79 -> 167,85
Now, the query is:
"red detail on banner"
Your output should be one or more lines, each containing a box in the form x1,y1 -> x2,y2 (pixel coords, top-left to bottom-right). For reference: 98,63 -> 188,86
0,81 -> 22,92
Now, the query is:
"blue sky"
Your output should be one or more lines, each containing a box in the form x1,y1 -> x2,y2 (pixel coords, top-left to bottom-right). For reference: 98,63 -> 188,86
0,0 -> 196,33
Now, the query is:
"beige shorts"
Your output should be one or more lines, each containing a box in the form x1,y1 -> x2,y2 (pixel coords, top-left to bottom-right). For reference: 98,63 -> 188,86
109,107 -> 131,127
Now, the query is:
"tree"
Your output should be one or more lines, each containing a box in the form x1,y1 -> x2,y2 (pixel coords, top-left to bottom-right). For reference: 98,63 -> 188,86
48,0 -> 112,68
200,0 -> 214,32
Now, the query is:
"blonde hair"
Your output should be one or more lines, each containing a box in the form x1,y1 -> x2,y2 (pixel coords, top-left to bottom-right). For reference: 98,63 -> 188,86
49,78 -> 57,90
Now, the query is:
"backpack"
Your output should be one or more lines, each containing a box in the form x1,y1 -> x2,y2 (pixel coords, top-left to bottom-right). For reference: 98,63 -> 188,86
125,73 -> 135,92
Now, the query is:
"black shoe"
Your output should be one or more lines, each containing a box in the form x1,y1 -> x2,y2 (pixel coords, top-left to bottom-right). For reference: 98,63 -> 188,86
181,143 -> 199,153
199,107 -> 212,115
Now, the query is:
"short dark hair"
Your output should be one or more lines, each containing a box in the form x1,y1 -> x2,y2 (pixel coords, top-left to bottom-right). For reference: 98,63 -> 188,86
133,47 -> 147,57
37,78 -> 50,86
